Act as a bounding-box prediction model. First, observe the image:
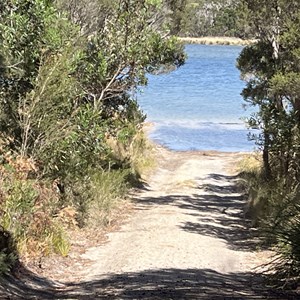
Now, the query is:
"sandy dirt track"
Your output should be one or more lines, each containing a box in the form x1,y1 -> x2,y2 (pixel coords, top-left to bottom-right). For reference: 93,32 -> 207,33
0,147 -> 295,299
62,147 -> 287,299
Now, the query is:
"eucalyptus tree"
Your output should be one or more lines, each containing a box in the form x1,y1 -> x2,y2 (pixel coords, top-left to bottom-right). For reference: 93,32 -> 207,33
238,0 -> 300,179
238,0 -> 300,283
0,0 -> 185,176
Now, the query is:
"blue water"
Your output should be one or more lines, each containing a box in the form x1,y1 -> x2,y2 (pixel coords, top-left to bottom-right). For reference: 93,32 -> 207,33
137,44 -> 254,152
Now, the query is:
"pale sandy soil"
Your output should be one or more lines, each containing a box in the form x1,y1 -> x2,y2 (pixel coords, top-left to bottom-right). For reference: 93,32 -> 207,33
0,146 -> 296,299
178,36 -> 256,46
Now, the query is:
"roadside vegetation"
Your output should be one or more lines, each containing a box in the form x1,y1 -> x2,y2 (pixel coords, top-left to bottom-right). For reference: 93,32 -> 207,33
237,0 -> 300,289
2,0 -> 300,292
0,0 -> 185,274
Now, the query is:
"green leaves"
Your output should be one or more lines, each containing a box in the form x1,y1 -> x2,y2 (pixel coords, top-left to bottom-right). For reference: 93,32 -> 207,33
0,0 -> 185,263
238,0 -> 300,285
0,0 -> 47,76
0,0 -> 185,179
146,0 -> 162,6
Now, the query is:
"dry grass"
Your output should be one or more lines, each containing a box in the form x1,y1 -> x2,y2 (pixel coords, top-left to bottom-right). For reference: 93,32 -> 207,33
237,153 -> 266,225
130,130 -> 156,179
106,128 -> 156,180
178,36 -> 256,46
237,152 -> 262,174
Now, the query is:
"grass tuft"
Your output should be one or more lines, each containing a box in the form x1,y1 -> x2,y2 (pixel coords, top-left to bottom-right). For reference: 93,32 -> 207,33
239,153 -> 300,286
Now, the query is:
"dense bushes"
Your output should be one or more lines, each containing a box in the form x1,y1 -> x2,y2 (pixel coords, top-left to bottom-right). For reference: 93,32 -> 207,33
238,0 -> 300,287
0,0 -> 184,271
240,161 -> 300,286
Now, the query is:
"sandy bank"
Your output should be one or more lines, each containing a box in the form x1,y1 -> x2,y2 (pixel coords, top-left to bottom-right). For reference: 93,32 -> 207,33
179,36 -> 256,46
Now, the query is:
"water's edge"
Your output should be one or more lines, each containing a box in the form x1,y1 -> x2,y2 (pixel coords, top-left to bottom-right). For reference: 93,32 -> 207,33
138,44 -> 256,152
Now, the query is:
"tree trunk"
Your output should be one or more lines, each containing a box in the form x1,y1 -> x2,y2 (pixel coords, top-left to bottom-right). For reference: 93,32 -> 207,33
263,132 -> 272,179
293,98 -> 300,123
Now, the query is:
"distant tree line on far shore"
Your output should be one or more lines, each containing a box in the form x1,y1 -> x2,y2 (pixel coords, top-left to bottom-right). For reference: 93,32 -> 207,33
166,0 -> 253,38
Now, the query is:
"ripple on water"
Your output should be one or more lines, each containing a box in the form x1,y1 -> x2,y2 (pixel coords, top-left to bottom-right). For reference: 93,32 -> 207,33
138,44 -> 257,152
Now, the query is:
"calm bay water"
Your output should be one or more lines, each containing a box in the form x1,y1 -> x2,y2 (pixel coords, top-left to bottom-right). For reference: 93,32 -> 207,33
137,44 -> 254,152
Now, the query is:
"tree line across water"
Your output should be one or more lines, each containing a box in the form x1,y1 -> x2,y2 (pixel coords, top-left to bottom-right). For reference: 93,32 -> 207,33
0,0 -> 300,293
165,0 -> 252,38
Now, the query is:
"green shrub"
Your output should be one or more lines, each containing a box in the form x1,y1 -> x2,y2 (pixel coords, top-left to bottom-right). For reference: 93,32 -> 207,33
86,170 -> 130,227
271,210 -> 300,283
0,159 -> 70,257
0,228 -> 18,275
240,155 -> 300,285
0,0 -> 185,267
0,252 -> 17,275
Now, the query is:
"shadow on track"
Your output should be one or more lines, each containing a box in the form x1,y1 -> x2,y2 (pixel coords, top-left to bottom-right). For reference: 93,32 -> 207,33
2,267 -> 297,299
58,268 -> 296,299
0,173 -> 296,299
133,173 -> 262,252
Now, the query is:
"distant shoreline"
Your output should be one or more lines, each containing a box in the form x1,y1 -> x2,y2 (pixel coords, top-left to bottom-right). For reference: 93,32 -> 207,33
178,36 -> 256,46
